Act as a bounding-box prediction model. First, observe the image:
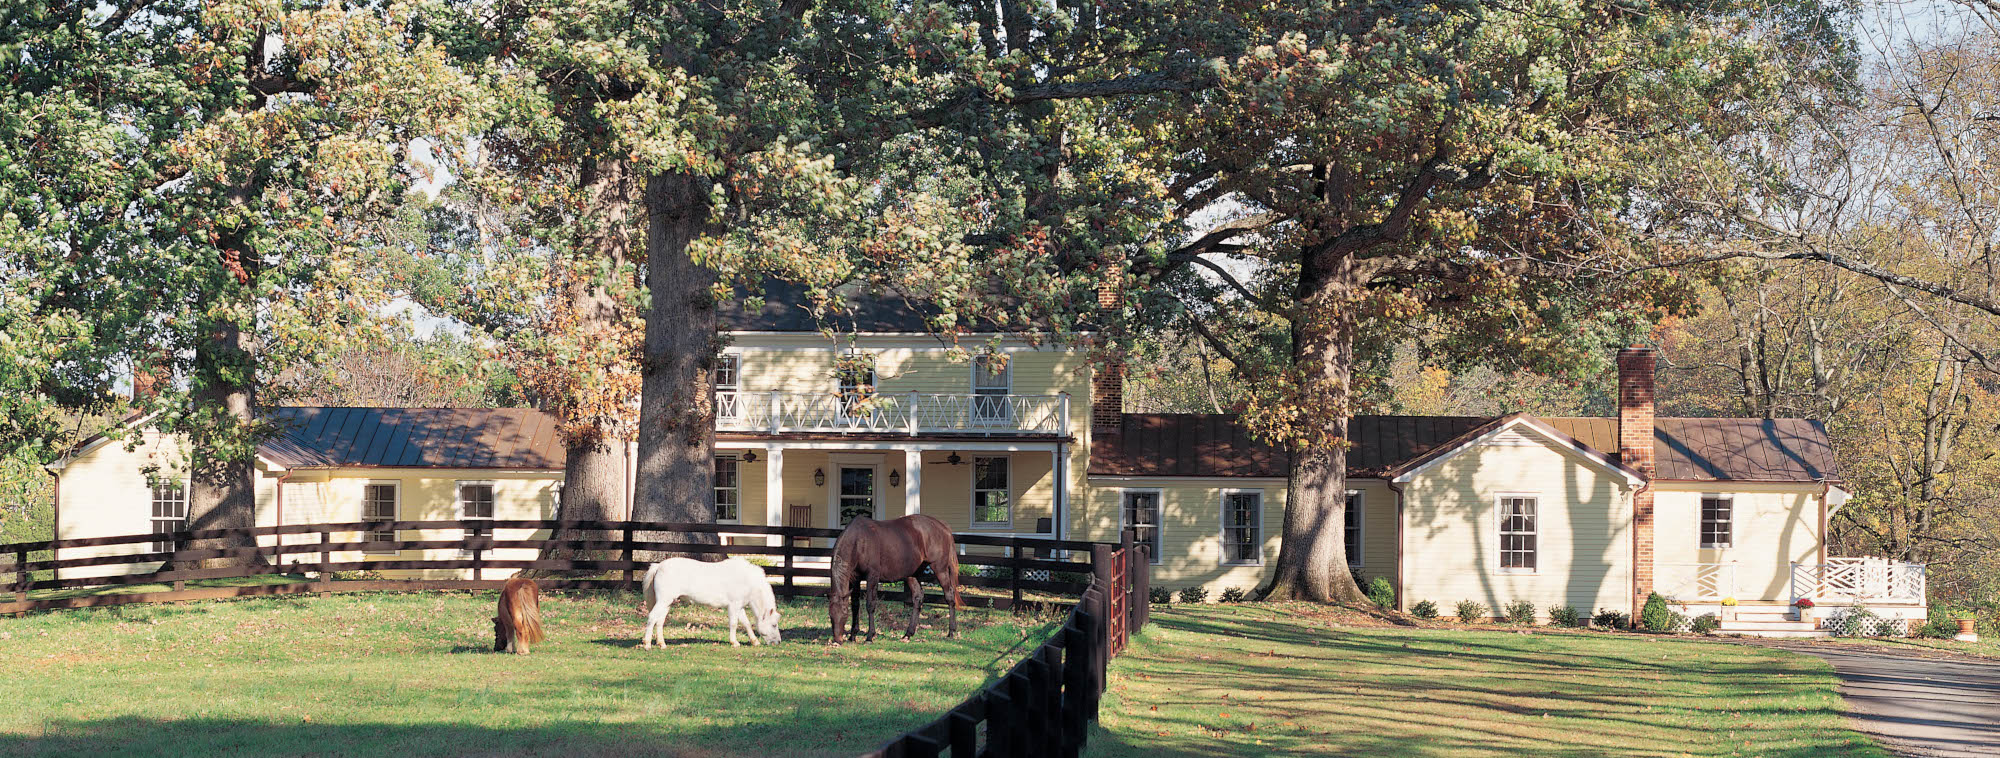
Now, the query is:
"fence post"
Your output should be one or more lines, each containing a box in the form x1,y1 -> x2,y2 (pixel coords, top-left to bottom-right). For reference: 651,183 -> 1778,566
623,525 -> 637,590
1135,539 -> 1151,632
987,688 -> 1014,758
14,544 -> 27,602
1010,669 -> 1041,756
782,529 -> 797,601
318,530 -> 332,596
1036,645 -> 1063,756
947,708 -> 978,757
1119,528 -> 1136,649
1061,621 -> 1090,756
473,545 -> 484,582
1009,540 -> 1024,613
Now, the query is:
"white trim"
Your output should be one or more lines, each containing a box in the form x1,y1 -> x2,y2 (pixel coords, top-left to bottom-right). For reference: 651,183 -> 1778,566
1345,489 -> 1364,569
1118,488 -> 1164,565
361,480 -> 401,555
1391,416 -> 1645,487
455,480 -> 497,557
720,439 -> 1066,453
1087,475 -> 1292,484
1219,488 -> 1264,566
970,454 -> 1013,530
1824,484 -> 1852,515
1496,492 -> 1539,575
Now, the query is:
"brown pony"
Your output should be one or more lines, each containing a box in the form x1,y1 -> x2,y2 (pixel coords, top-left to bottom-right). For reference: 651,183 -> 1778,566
830,514 -> 962,644
494,576 -> 545,654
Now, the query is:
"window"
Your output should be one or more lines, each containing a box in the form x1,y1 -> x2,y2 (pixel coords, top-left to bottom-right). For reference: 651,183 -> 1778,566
972,355 -> 1011,424
1345,490 -> 1364,567
1499,495 -> 1537,572
714,456 -> 741,523
837,363 -> 876,424
363,483 -> 398,554
150,481 -> 188,554
458,482 -> 495,555
715,354 -> 740,422
1222,490 -> 1262,565
1121,490 -> 1162,564
1700,495 -> 1733,549
972,456 -> 1011,527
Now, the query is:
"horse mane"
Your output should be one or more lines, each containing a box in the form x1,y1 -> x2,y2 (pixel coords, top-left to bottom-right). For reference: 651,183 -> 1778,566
499,576 -> 545,646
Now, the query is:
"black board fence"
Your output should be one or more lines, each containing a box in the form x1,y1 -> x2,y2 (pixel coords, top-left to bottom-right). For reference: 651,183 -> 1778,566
859,529 -> 1151,758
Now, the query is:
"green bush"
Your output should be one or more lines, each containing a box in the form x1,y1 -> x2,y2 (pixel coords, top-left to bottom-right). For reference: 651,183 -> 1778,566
1366,577 -> 1396,609
1640,592 -> 1672,631
1148,587 -> 1172,605
1667,611 -> 1691,632
1504,600 -> 1536,625
1412,600 -> 1439,619
1219,587 -> 1247,603
1547,604 -> 1581,628
1690,614 -> 1720,634
1178,585 -> 1209,604
1830,605 -> 1881,637
1455,600 -> 1487,623
1915,606 -> 1957,639
1592,609 -> 1629,628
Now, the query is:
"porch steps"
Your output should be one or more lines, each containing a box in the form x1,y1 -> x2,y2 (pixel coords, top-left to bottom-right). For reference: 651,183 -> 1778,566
1717,611 -> 1828,638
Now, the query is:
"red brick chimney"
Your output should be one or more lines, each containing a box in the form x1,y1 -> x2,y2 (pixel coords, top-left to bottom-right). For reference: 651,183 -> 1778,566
1618,346 -> 1657,623
1091,278 -> 1124,435
131,352 -> 169,403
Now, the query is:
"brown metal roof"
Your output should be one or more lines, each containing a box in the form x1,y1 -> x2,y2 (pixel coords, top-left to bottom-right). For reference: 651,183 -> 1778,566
1091,413 -> 1842,483
261,407 -> 564,469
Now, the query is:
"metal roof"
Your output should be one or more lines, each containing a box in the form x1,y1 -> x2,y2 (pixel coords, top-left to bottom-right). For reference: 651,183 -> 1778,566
260,407 -> 564,470
1090,413 -> 1842,483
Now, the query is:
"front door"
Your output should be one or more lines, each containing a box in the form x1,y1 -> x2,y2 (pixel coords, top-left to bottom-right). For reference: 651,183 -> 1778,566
838,467 -> 878,527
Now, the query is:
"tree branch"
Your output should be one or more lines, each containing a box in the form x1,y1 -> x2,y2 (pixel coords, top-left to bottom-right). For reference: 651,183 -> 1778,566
1626,247 -> 2000,317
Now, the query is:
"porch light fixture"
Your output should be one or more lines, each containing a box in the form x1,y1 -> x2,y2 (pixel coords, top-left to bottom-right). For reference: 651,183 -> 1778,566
945,452 -> 964,466
741,450 -> 758,463
889,469 -> 902,487
813,468 -> 826,486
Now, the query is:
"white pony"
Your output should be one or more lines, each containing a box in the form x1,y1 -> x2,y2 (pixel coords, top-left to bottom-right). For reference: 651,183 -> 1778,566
640,557 -> 782,647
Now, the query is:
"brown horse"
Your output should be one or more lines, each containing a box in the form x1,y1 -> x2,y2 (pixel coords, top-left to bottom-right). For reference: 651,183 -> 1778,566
830,515 -> 962,644
493,576 -> 545,654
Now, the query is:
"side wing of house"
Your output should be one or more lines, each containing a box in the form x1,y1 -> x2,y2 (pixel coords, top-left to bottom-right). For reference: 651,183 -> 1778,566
271,468 -> 560,580
50,427 -> 278,579
1651,482 -> 1830,603
1395,422 -> 1639,620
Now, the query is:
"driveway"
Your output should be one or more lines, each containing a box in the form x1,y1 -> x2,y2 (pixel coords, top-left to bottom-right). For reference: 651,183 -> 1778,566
1752,641 -> 2000,757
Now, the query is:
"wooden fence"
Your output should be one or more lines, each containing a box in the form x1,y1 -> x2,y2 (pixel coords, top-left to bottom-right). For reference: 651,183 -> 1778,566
0,519 -> 1113,615
860,530 -> 1151,758
0,520 -> 1154,756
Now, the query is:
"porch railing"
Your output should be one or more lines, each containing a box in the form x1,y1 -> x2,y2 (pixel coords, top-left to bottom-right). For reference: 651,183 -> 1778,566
1658,562 -> 1738,602
717,391 -> 1069,435
1790,558 -> 1927,604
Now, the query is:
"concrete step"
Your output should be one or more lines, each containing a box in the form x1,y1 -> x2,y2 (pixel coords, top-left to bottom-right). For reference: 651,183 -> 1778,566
1718,628 -> 1831,639
1731,613 -> 1801,623
1720,620 -> 1819,632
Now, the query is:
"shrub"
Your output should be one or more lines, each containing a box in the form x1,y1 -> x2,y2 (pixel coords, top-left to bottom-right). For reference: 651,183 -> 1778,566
1592,609 -> 1630,628
1504,600 -> 1536,625
1830,604 -> 1881,637
1220,587 -> 1247,603
1547,604 -> 1581,628
1666,611 -> 1691,633
1412,600 -> 1439,620
1178,585 -> 1210,604
1640,592 -> 1673,631
1455,600 -> 1487,623
1690,614 -> 1721,634
1913,607 -> 1957,639
1148,587 -> 1172,605
1366,577 -> 1396,609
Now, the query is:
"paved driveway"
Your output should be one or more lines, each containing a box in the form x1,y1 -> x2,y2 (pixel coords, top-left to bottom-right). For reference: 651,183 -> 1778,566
1753,642 -> 2000,757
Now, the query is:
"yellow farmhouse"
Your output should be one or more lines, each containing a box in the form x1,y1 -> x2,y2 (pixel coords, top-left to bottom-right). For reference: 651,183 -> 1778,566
46,294 -> 1925,635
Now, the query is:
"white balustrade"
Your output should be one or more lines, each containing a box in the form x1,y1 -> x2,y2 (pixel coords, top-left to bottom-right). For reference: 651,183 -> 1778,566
713,392 -> 1069,435
1658,562 -> 1738,601
1790,557 -> 1926,604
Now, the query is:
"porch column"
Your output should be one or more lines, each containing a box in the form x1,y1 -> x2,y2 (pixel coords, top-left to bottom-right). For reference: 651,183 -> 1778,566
765,448 -> 785,547
904,449 -> 923,516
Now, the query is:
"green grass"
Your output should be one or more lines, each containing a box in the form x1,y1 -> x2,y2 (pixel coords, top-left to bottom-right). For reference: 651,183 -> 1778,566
0,591 -> 1053,757
1086,604 -> 1886,757
22,573 -> 309,601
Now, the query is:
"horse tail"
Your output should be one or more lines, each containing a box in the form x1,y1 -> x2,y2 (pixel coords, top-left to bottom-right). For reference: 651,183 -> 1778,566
506,577 -> 545,645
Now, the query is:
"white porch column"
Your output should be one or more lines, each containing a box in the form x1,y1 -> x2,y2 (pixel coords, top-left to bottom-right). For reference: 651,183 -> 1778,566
904,449 -> 923,516
765,448 -> 785,547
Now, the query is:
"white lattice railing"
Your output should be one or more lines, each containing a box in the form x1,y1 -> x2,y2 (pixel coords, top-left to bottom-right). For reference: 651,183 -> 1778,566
1658,562 -> 1739,601
1791,558 -> 1927,604
716,391 -> 1069,435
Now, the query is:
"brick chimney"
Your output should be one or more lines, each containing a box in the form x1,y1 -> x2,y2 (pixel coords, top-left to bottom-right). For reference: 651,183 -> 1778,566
131,351 -> 169,403
1091,278 -> 1124,435
1618,346 -> 1657,623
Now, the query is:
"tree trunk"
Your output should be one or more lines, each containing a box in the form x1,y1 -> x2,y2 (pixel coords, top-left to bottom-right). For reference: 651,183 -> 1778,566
183,316 -> 264,571
534,156 -> 638,574
1261,251 -> 1366,604
634,170 -> 720,550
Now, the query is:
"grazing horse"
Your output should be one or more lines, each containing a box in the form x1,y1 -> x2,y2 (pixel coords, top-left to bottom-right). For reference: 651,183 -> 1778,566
493,576 -> 545,655
640,557 -> 782,647
830,514 -> 962,644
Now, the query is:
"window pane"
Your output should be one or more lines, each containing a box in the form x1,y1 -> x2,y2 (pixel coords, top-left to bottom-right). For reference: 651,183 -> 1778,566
974,457 -> 1007,489
715,355 -> 738,388
974,356 -> 1009,389
713,457 -> 740,521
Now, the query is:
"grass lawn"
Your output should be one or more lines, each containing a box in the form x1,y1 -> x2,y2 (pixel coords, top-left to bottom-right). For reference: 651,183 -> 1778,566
0,591 -> 1053,757
1790,634 -> 2000,661
1087,604 -> 1887,758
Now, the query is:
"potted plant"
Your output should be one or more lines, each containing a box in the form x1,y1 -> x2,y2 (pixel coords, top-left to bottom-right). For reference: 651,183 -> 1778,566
1719,597 -> 1739,621
1951,609 -> 1979,640
1794,597 -> 1817,625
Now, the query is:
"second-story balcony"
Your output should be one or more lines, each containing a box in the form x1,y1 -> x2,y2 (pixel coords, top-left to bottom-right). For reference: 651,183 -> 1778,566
716,391 -> 1070,436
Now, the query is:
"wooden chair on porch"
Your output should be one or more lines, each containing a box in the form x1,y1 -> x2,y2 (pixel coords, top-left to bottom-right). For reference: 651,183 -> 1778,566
785,504 -> 813,548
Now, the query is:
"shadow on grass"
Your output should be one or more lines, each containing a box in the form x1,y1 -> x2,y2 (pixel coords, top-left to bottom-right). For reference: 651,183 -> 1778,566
0,716 -> 840,758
